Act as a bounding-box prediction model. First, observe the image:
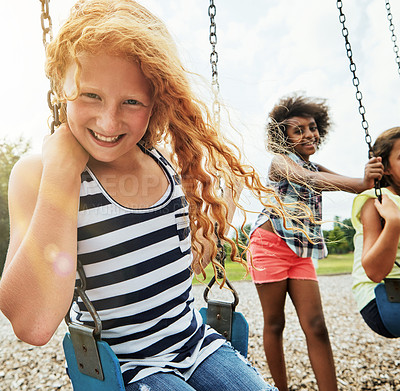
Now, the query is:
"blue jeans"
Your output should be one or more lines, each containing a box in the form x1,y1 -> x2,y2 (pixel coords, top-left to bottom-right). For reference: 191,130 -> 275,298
360,298 -> 396,338
125,342 -> 277,391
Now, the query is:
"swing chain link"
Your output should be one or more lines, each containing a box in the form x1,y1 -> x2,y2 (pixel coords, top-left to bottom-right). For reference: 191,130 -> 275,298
40,0 -> 53,48
385,0 -> 400,76
214,223 -> 226,280
336,0 -> 382,201
208,2 -> 227,280
46,90 -> 61,133
208,0 -> 221,126
39,0 -> 61,133
336,1 -> 372,151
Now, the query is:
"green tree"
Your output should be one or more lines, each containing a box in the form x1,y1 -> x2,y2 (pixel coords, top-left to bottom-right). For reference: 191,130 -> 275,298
0,137 -> 31,274
341,217 -> 355,252
323,216 -> 355,255
224,223 -> 252,261
237,223 -> 251,258
325,226 -> 349,254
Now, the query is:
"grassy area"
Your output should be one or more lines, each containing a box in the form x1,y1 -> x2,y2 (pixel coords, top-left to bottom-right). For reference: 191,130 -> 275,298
193,252 -> 354,284
194,261 -> 252,285
317,252 -> 354,275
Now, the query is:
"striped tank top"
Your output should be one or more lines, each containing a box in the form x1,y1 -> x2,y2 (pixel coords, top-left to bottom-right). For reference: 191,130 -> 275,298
71,145 -> 225,385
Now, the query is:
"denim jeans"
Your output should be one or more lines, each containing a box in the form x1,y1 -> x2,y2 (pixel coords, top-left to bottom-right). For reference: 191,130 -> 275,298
360,298 -> 396,338
125,342 -> 277,391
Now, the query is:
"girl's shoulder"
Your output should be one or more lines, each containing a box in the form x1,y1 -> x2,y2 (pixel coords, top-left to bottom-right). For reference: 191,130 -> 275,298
12,153 -> 42,166
355,187 -> 400,203
271,152 -> 316,167
7,154 -> 43,221
270,153 -> 297,169
269,153 -> 316,183
351,188 -> 400,230
9,154 -> 43,186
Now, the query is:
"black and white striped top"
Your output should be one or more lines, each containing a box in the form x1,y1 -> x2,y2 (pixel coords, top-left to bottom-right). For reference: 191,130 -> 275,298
71,145 -> 225,385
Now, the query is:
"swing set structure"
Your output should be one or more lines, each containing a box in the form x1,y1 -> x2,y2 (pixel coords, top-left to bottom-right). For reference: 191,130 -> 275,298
37,0 -> 400,389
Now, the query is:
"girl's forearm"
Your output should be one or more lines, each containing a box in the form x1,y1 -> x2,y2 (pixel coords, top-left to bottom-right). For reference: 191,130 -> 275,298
0,171 -> 81,345
308,171 -> 365,193
272,157 -> 367,193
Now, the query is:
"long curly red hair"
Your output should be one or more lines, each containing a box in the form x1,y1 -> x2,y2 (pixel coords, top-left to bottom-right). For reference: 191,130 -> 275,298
45,0 -> 314,282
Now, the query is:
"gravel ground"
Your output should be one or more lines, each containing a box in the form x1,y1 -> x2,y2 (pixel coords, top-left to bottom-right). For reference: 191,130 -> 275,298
1,274 -> 400,390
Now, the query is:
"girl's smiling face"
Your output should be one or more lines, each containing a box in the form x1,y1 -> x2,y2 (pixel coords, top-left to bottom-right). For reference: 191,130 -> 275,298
285,116 -> 320,161
63,52 -> 154,166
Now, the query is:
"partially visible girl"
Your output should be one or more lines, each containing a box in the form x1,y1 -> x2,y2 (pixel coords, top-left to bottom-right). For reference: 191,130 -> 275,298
248,94 -> 383,391
352,126 -> 400,338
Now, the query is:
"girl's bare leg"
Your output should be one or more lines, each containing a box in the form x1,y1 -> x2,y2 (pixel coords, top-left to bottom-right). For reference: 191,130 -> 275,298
288,279 -> 338,391
256,280 -> 289,391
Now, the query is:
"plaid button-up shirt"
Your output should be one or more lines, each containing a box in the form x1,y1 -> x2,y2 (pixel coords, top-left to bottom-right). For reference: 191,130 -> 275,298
251,153 -> 327,260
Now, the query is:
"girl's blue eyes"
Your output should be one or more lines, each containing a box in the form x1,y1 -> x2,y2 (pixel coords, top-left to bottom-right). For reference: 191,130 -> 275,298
125,99 -> 139,105
82,94 -> 139,105
84,93 -> 99,99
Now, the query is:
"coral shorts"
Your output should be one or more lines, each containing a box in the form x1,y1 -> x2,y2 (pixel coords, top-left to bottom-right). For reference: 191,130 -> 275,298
247,227 -> 317,284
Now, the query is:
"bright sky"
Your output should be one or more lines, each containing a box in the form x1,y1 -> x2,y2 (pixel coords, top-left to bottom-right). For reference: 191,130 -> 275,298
1,0 -> 400,228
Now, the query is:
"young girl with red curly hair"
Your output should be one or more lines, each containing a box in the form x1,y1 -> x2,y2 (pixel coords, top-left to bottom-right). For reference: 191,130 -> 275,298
0,1 -> 295,390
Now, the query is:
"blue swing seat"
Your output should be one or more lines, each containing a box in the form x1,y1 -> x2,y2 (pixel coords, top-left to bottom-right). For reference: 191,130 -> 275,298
199,273 -> 249,357
374,282 -> 400,337
199,306 -> 249,357
63,332 -> 125,391
63,261 -> 125,391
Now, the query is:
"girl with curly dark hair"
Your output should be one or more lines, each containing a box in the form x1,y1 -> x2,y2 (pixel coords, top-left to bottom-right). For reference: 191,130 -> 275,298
247,94 -> 383,391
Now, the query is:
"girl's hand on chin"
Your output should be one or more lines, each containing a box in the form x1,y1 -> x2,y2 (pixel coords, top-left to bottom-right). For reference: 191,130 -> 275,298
42,123 -> 89,175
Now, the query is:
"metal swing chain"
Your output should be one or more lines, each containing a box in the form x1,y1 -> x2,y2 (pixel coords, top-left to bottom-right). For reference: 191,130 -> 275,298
214,222 -> 226,279
40,0 -> 53,47
214,176 -> 226,280
336,0 -> 382,201
208,0 -> 225,279
336,1 -> 371,152
39,0 -> 61,133
208,0 -> 221,126
385,0 -> 400,76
